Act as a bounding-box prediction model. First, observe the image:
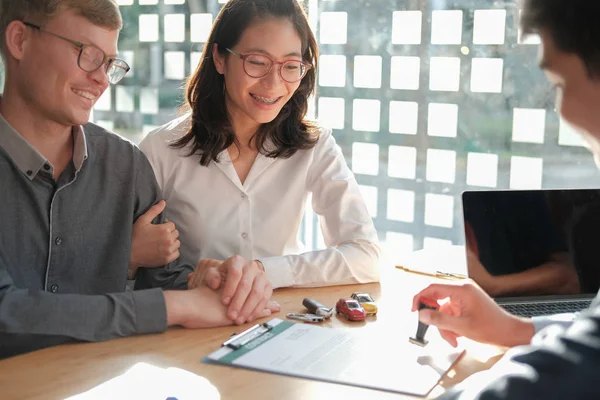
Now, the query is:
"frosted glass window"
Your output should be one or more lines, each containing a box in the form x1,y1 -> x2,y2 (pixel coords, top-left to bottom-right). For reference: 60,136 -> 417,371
318,97 -> 345,130
387,189 -> 415,222
139,0 -> 157,4
423,237 -> 453,250
389,101 -> 418,135
425,194 -> 454,228
319,55 -> 346,87
139,14 -> 159,42
392,11 -> 422,44
559,119 -> 586,147
353,56 -> 382,88
470,58 -> 503,93
191,52 -> 202,72
519,32 -> 541,45
358,185 -> 378,217
116,0 -> 133,5
431,10 -> 463,45
429,57 -> 460,91
165,0 -> 185,4
352,142 -> 380,176
352,99 -> 381,132
94,90 -> 111,112
119,51 -> 134,78
388,146 -> 417,180
140,88 -> 159,115
164,51 -> 185,80
320,12 -> 347,44
510,156 -> 543,189
96,120 -> 114,131
390,56 -> 420,90
191,14 -> 213,43
164,14 -> 185,43
473,10 -> 506,44
385,232 -> 414,256
426,149 -> 456,184
512,108 -> 546,144
115,86 -> 135,113
466,152 -> 499,187
427,103 -> 458,138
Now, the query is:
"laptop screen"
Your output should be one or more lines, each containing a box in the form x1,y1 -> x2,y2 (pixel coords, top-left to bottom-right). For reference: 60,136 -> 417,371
462,189 -> 600,299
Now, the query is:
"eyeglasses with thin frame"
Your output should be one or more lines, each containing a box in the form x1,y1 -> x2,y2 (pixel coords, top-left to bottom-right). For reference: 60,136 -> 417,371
225,48 -> 311,83
23,22 -> 130,84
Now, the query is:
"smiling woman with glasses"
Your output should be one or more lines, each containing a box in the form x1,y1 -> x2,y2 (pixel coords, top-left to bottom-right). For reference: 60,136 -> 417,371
22,21 -> 130,84
136,0 -> 380,326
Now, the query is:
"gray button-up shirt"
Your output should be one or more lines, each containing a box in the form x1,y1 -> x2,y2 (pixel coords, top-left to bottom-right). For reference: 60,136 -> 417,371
0,114 -> 192,358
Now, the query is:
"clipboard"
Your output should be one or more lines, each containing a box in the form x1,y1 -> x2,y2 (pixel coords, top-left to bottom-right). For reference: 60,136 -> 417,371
204,318 -> 465,397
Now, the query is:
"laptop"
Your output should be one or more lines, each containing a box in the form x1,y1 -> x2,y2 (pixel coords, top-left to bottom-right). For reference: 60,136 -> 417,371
461,189 -> 600,317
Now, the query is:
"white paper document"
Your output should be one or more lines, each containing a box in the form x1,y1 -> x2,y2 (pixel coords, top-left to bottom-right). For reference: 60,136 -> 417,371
206,318 -> 464,396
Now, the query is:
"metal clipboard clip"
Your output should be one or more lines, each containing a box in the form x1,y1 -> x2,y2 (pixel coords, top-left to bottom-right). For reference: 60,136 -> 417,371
222,322 -> 273,350
286,313 -> 325,323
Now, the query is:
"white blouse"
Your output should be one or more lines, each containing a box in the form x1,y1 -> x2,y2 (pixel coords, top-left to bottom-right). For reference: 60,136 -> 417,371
139,115 -> 380,288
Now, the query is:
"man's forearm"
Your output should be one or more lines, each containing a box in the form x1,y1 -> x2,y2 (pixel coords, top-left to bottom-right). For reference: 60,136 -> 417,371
0,288 -> 167,357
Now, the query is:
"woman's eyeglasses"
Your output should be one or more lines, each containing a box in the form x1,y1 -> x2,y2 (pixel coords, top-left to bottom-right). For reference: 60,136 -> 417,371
23,22 -> 130,84
225,48 -> 311,83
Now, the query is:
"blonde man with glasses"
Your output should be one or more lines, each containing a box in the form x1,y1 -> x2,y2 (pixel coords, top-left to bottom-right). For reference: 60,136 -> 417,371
0,0 -> 277,359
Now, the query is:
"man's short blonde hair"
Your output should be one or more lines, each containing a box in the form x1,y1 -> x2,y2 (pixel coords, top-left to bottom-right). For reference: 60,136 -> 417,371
0,0 -> 122,59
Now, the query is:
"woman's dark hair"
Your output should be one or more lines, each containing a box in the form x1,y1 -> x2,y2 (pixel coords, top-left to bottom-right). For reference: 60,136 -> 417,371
521,0 -> 600,78
172,0 -> 319,165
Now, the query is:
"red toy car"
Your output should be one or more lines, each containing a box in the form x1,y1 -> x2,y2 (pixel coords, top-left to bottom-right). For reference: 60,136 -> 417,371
336,298 -> 367,321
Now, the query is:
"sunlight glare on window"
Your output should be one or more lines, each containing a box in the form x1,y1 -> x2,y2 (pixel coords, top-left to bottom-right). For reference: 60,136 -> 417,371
470,58 -> 503,93
389,101 -> 418,135
426,149 -> 456,184
473,9 -> 506,44
352,99 -> 381,132
388,146 -> 417,180
164,51 -> 186,80
318,97 -> 345,130
425,194 -> 454,228
392,11 -> 422,44
512,108 -> 546,144
352,142 -> 380,176
387,189 -> 415,222
353,56 -> 382,88
427,103 -> 458,137
510,156 -> 543,189
139,14 -> 159,42
429,57 -> 460,91
466,152 -> 499,187
390,56 -> 420,90
318,55 -> 346,87
431,10 -> 463,45
320,12 -> 348,44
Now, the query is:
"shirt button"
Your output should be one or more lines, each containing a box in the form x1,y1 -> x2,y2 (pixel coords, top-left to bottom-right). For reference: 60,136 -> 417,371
241,193 -> 246,199
50,285 -> 58,293
241,232 -> 249,239
43,164 -> 50,171
55,237 -> 63,245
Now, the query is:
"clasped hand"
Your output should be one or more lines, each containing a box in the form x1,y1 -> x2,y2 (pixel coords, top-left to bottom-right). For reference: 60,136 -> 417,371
188,255 -> 280,325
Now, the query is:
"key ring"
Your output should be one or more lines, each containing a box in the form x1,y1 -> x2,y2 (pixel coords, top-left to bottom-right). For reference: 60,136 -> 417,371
286,313 -> 325,323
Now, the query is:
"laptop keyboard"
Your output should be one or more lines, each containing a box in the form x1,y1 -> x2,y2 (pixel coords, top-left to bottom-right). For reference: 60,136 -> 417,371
500,300 -> 592,317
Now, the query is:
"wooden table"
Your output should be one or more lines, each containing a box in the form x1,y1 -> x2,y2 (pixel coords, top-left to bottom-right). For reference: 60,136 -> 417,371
0,269 -> 504,399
